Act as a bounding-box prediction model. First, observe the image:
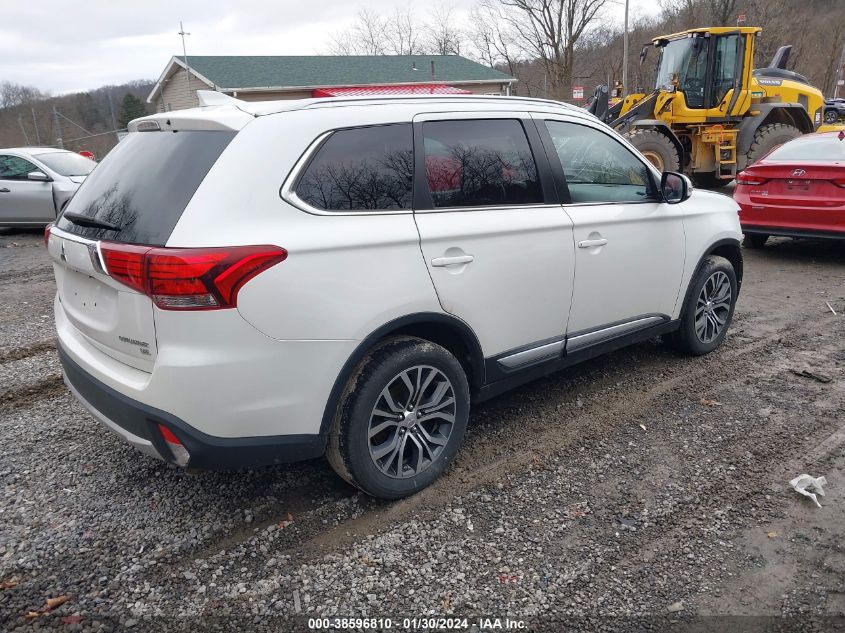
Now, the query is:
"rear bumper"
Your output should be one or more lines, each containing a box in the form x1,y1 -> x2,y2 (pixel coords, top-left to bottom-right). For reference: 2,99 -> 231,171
59,343 -> 326,470
741,225 -> 845,240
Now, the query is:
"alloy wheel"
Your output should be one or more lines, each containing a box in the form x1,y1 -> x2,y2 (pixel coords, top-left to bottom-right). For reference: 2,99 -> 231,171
367,365 -> 456,479
695,271 -> 732,344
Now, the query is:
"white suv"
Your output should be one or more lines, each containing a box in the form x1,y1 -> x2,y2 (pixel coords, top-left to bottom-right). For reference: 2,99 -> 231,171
48,93 -> 743,499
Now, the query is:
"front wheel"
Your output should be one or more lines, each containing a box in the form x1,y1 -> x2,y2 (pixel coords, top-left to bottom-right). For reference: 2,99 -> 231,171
626,128 -> 681,172
326,336 -> 470,499
670,255 -> 737,356
825,109 -> 839,125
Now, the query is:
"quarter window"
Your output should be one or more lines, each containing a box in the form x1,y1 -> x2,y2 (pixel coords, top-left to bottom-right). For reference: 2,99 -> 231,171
0,155 -> 38,180
296,124 -> 413,212
422,119 -> 542,208
544,121 -> 654,204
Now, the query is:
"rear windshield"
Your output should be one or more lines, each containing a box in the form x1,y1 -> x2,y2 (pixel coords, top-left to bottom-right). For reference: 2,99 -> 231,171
35,151 -> 96,177
56,130 -> 236,246
766,136 -> 845,162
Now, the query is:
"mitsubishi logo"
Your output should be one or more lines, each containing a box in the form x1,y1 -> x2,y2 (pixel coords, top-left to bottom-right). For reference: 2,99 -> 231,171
791,169 -> 806,177
59,242 -> 67,262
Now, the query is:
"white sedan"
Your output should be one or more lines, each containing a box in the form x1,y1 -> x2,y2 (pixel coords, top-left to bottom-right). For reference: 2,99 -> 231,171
0,147 -> 96,227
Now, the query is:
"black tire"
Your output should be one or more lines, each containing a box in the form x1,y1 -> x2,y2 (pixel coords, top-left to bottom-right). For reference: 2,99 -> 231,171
326,336 -> 470,499
626,128 -> 681,172
690,171 -> 726,189
670,255 -> 737,356
743,233 -> 768,249
824,109 -> 839,125
745,123 -> 802,167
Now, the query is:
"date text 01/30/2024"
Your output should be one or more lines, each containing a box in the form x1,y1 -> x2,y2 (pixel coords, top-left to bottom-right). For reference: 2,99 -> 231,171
307,617 -> 528,630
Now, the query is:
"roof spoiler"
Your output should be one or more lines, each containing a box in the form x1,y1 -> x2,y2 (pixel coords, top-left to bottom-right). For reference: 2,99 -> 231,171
197,90 -> 245,107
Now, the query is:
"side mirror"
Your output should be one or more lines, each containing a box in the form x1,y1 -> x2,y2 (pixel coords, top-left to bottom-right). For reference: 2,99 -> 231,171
27,171 -> 51,182
661,171 -> 692,204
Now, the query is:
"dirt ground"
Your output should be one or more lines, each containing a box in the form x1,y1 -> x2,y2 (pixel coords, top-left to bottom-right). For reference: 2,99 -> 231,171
0,227 -> 843,632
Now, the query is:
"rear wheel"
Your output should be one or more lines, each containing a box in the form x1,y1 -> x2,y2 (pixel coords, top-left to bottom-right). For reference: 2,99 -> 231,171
824,109 -> 839,125
671,255 -> 737,356
326,336 -> 470,499
745,123 -> 802,167
626,129 -> 680,172
743,233 -> 768,249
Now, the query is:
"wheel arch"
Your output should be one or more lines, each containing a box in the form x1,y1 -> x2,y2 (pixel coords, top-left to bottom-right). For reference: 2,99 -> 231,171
679,238 -> 743,319
737,104 -> 812,166
628,120 -> 685,166
319,312 -> 485,435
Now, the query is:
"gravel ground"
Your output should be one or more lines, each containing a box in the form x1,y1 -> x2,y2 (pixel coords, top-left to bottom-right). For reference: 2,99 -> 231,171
1,227 -> 844,632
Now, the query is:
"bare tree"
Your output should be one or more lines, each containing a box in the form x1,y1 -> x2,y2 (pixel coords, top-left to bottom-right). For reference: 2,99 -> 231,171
330,6 -> 424,56
708,0 -> 739,26
491,0 -> 610,99
425,3 -> 464,55
329,8 -> 389,55
467,4 -> 522,72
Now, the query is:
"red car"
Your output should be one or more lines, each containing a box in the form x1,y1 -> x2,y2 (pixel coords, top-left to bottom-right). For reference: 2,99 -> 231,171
734,131 -> 845,247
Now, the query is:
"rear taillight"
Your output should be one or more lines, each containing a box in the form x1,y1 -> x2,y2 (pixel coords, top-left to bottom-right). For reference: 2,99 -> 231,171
833,178 -> 845,188
100,243 -> 287,310
43,223 -> 53,248
735,173 -> 768,186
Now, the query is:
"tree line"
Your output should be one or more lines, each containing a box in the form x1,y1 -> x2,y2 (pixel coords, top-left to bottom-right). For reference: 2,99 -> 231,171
332,0 -> 845,101
0,81 -> 152,158
2,0 -> 842,155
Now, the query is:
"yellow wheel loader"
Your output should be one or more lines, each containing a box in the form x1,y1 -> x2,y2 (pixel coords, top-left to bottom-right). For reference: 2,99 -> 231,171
588,27 -> 833,188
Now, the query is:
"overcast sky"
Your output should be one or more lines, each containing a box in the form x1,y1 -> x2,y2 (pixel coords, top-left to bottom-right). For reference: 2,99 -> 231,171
1,0 -> 659,95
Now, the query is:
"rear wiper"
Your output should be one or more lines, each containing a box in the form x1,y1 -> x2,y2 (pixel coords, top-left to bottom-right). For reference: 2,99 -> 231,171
62,212 -> 120,231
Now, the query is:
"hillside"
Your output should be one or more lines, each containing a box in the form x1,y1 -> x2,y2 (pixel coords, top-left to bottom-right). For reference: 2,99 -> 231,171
0,81 -> 154,158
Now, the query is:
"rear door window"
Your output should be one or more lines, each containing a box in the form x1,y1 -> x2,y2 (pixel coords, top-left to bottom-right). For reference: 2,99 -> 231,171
422,119 -> 542,208
55,130 -> 235,246
295,124 -> 413,212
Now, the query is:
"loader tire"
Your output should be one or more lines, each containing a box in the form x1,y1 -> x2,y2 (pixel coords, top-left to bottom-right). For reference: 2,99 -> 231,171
745,123 -> 801,167
626,128 -> 680,172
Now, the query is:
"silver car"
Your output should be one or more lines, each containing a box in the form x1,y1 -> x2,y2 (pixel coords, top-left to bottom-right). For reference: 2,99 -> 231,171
0,148 -> 96,227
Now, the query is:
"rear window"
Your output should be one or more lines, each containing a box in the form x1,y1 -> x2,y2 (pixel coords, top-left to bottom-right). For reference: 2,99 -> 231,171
295,124 -> 413,212
56,130 -> 236,246
35,152 -> 96,177
766,136 -> 845,162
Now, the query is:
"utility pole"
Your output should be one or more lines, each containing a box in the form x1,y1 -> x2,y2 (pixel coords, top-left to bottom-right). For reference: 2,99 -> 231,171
52,106 -> 63,149
835,41 -> 845,99
107,92 -> 117,130
17,115 -> 30,145
30,106 -> 41,145
622,0 -> 630,93
178,21 -> 192,99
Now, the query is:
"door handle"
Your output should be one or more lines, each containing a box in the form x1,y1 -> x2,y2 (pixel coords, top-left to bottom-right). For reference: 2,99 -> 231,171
578,238 -> 608,248
432,254 -> 474,267
0,188 -> 10,193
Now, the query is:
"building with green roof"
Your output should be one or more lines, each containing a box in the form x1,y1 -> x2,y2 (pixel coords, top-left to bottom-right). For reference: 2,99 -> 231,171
147,55 -> 516,111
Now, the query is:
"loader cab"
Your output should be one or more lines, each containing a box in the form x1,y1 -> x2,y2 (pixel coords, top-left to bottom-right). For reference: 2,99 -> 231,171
653,28 -> 755,114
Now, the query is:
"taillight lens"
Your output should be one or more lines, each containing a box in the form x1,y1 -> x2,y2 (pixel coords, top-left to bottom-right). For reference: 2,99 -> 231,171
43,223 -> 53,248
832,178 -> 845,188
100,243 -> 287,310
735,173 -> 768,186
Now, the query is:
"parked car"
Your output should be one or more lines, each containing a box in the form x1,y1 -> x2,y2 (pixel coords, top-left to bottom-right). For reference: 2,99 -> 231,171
824,98 -> 845,125
735,131 -> 845,247
47,93 -> 743,499
0,148 -> 96,227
